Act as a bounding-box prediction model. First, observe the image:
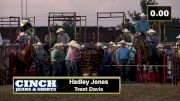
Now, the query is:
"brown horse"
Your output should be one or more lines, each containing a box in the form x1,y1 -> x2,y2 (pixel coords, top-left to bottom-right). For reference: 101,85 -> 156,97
134,35 -> 150,65
18,44 -> 36,75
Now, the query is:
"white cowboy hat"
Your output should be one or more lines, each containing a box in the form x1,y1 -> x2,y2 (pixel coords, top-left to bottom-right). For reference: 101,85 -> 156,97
112,43 -> 117,47
117,44 -> 122,47
67,40 -> 77,46
140,13 -> 146,17
56,28 -> 65,33
53,43 -> 64,48
119,40 -> 126,44
122,29 -> 130,33
20,20 -> 28,27
109,41 -> 114,45
96,42 -> 102,47
176,34 -> 180,39
103,46 -> 108,49
156,44 -> 163,48
81,45 -> 85,48
36,42 -> 43,46
147,29 -> 156,34
71,43 -> 81,49
127,42 -> 133,46
19,32 -> 25,37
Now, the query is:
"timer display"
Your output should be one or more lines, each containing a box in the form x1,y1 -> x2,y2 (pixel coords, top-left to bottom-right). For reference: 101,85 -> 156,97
147,6 -> 171,21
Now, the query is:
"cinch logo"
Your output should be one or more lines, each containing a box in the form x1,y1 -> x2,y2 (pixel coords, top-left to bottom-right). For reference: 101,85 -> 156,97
15,80 -> 56,88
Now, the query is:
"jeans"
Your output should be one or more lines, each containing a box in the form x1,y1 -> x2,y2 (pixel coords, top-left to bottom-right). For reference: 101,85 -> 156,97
52,61 -> 63,76
66,60 -> 78,76
117,59 -> 130,80
36,62 -> 45,76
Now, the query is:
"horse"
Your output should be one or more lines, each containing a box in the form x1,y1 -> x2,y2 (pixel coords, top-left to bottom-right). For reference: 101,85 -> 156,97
16,43 -> 36,76
134,35 -> 151,65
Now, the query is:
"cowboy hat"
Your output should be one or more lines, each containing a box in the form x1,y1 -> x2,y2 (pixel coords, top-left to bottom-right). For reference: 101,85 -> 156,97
147,29 -> 156,34
156,44 -> 163,48
67,40 -> 77,46
71,43 -> 81,49
117,44 -> 122,47
109,41 -> 114,45
19,32 -> 26,37
127,42 -> 133,46
35,42 -> 43,46
81,45 -> 85,48
102,46 -> 108,49
53,43 -> 64,49
96,42 -> 103,47
176,34 -> 180,39
20,20 -> 28,27
139,13 -> 146,17
112,43 -> 117,47
56,28 -> 65,33
119,40 -> 126,44
122,29 -> 130,33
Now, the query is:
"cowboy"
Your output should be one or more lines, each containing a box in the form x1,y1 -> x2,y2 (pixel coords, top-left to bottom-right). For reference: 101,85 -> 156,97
127,42 -> 136,64
26,28 -> 40,45
0,33 -> 3,45
147,29 -> 159,53
15,32 -> 28,49
115,29 -> 132,43
34,42 -> 48,76
116,40 -> 130,81
56,28 -> 70,44
135,13 -> 150,39
101,45 -> 112,76
65,41 -> 81,76
51,43 -> 66,76
95,42 -> 104,67
108,41 -> 115,54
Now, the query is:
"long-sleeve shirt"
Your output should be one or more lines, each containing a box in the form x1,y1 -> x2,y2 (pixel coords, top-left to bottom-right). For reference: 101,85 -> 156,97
135,20 -> 150,33
51,49 -> 66,63
116,47 -> 130,64
35,48 -> 48,63
150,35 -> 159,51
65,48 -> 80,62
57,33 -> 70,44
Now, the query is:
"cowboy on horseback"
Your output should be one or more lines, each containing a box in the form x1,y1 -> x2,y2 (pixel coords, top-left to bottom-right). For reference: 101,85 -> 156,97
15,20 -> 37,76
135,13 -> 150,40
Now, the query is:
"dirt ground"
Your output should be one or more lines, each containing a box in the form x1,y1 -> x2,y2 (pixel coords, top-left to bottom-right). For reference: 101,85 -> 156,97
0,83 -> 180,101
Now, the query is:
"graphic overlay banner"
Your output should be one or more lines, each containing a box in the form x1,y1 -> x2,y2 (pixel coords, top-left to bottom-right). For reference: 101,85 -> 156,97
147,5 -> 171,21
13,77 -> 121,94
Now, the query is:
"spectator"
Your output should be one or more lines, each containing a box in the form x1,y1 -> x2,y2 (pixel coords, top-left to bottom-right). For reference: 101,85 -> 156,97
116,40 -> 130,81
101,46 -> 112,75
65,41 -> 81,76
51,43 -> 66,76
0,33 -> 3,45
34,42 -> 48,76
56,28 -> 70,44
26,28 -> 40,44
115,29 -> 132,43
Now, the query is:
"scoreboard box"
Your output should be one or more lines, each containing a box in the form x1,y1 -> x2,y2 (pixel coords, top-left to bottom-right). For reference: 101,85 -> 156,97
147,5 -> 172,21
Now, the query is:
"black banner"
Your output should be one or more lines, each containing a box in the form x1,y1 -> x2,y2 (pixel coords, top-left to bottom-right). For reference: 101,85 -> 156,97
13,77 -> 121,94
